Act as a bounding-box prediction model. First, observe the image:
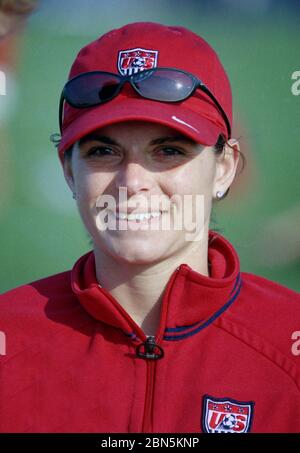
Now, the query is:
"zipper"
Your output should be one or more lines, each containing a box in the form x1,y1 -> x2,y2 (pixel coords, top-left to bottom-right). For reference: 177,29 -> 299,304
136,336 -> 164,360
105,265 -> 181,432
137,266 -> 182,433
95,264 -> 183,432
134,335 -> 164,432
139,336 -> 163,433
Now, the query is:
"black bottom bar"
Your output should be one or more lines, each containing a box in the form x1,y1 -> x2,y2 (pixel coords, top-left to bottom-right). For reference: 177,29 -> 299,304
0,433 -> 299,450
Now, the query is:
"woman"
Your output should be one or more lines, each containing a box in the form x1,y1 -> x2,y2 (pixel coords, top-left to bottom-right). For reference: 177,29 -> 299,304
0,21 -> 299,433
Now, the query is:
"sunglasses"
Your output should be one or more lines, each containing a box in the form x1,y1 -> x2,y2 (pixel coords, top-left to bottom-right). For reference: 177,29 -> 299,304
59,67 -> 231,138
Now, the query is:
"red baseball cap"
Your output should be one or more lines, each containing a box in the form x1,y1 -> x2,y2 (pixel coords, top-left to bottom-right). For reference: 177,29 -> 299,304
58,22 -> 232,161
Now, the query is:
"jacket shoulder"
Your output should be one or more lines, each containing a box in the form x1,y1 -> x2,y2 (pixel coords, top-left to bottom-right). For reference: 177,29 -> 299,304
235,271 -> 300,332
240,271 -> 300,308
0,270 -> 73,312
222,272 -> 300,376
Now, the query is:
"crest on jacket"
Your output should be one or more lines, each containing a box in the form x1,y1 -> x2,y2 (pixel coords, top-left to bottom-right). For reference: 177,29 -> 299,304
202,395 -> 254,433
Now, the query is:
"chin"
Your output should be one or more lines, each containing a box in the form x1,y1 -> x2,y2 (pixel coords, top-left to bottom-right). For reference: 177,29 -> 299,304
114,244 -> 166,265
96,235 -> 167,265
115,254 -> 162,265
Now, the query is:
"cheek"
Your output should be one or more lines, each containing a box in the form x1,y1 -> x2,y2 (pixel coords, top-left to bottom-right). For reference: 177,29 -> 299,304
73,165 -> 112,200
72,169 -> 111,231
163,157 -> 216,198
161,157 -> 215,228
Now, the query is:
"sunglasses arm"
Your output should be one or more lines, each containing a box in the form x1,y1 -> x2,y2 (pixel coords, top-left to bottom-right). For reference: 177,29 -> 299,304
59,92 -> 65,134
197,82 -> 231,139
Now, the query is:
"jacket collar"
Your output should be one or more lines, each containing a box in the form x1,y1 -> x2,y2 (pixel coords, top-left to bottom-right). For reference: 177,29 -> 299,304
71,230 -> 241,341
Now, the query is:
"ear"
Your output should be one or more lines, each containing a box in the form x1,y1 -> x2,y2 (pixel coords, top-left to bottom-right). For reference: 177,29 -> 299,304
213,138 -> 240,197
62,151 -> 75,195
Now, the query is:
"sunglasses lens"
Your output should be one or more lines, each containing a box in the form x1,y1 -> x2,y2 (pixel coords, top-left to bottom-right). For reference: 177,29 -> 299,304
65,72 -> 121,107
133,69 -> 194,102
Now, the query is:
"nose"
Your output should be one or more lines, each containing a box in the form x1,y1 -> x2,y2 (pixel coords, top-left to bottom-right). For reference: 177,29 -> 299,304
114,160 -> 154,196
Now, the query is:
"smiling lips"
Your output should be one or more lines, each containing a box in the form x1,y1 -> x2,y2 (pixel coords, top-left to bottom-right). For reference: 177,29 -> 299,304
114,211 -> 163,222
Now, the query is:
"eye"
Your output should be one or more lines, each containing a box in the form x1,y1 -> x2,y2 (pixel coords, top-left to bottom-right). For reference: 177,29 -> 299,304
155,146 -> 185,157
86,146 -> 117,157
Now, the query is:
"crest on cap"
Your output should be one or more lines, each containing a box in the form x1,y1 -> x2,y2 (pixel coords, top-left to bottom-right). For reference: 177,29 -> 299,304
117,48 -> 158,76
202,395 -> 254,433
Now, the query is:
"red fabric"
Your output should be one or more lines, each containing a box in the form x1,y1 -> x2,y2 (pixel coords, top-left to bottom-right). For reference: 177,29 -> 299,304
0,230 -> 300,433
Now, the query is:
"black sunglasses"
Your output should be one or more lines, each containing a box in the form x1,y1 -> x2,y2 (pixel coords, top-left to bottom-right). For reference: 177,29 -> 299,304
59,67 -> 231,138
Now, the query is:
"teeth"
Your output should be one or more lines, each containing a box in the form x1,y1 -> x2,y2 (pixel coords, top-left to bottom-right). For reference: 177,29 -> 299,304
115,211 -> 161,221
127,213 -> 151,221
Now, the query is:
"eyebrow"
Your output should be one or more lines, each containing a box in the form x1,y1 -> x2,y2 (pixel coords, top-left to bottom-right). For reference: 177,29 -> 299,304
78,133 -> 197,147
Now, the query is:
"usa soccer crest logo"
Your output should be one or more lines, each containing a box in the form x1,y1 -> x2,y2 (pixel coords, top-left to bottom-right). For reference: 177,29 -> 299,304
202,395 -> 254,433
118,48 -> 158,76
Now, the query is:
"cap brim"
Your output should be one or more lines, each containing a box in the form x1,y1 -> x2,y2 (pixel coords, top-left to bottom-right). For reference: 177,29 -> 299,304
58,97 -> 223,162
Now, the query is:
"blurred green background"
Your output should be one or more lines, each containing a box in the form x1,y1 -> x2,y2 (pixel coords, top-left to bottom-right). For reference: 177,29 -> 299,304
0,0 -> 299,293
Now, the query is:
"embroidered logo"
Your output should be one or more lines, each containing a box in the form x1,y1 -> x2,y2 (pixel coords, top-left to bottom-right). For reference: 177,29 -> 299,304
202,395 -> 254,433
117,48 -> 158,76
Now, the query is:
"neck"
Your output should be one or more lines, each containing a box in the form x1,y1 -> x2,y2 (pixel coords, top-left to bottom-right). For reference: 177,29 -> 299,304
94,228 -> 210,336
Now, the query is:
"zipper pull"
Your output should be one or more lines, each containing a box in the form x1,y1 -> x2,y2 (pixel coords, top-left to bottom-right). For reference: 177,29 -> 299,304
136,336 -> 164,360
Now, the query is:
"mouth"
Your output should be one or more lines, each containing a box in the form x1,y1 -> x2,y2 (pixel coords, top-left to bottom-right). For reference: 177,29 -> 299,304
111,210 -> 166,224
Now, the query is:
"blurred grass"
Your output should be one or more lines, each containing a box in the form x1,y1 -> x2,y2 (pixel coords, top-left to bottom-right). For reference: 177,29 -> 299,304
0,6 -> 299,292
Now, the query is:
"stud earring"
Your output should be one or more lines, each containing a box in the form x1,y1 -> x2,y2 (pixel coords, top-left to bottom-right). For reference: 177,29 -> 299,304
216,191 -> 224,199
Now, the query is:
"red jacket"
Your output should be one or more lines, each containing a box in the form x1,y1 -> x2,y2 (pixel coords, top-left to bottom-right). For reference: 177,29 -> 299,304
0,230 -> 300,433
